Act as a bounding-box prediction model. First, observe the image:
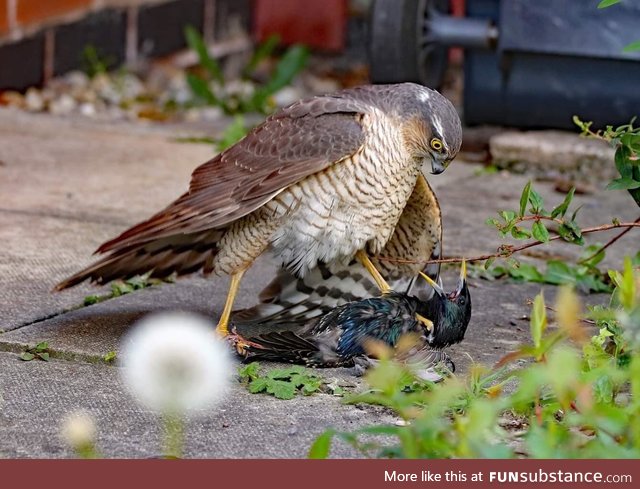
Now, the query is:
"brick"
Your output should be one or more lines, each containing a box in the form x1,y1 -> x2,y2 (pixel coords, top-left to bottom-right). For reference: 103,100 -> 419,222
138,0 -> 204,58
253,0 -> 346,51
54,9 -> 126,76
0,2 -> 9,35
0,35 -> 44,90
17,0 -> 91,26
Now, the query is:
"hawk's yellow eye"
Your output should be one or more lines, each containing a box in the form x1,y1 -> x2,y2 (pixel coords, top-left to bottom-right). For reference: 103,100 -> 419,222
430,138 -> 444,152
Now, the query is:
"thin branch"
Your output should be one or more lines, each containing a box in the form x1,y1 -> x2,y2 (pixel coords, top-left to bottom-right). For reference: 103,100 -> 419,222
525,299 -> 597,325
578,215 -> 640,264
377,221 -> 640,266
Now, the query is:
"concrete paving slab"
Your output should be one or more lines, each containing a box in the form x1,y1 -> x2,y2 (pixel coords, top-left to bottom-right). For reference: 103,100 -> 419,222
0,262 -> 277,360
0,108 -> 214,223
0,352 -> 396,458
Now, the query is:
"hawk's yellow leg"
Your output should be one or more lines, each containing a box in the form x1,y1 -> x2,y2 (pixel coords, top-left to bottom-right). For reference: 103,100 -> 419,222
356,250 -> 391,293
216,269 -> 246,336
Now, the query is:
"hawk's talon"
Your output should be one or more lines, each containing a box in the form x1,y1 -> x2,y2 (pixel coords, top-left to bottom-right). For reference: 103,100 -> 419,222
415,313 -> 434,331
356,250 -> 391,293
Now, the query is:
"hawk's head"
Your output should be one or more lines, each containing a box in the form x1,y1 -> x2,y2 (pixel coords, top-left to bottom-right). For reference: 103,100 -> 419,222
399,83 -> 462,176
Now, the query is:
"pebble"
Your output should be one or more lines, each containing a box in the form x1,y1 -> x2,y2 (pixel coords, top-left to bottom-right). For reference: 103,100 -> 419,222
24,88 -> 45,111
49,93 -> 77,115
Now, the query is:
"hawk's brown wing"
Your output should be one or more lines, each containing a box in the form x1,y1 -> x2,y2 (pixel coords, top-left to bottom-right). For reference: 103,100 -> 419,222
97,96 -> 368,254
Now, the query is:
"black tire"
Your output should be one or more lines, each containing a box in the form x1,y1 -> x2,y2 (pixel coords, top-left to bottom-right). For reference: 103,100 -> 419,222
369,0 -> 449,89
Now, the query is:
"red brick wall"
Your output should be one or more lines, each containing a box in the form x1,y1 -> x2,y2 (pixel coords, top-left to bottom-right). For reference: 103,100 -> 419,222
17,0 -> 92,26
1,0 -> 166,38
0,2 -> 9,35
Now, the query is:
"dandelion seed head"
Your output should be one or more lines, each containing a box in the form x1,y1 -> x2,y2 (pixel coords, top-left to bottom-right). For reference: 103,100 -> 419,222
61,411 -> 97,449
120,311 -> 232,414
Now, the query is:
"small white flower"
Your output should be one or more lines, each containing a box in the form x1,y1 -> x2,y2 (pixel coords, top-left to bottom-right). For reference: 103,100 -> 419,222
120,312 -> 232,414
61,411 -> 97,449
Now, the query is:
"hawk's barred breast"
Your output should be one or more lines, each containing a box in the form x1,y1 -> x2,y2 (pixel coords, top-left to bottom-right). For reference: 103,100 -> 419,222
214,107 -> 421,276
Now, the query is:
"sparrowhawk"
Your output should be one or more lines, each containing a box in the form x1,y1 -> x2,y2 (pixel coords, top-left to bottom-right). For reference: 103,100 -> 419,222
55,83 -> 462,335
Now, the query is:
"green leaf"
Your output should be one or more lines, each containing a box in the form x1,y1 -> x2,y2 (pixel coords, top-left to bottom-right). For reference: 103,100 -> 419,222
510,226 -> 531,240
532,221 -> 550,242
184,25 -> 224,83
216,115 -> 247,152
530,292 -> 547,348
248,378 -> 268,394
558,221 -> 584,245
485,217 -> 501,229
186,73 -> 219,106
266,379 -> 297,400
103,351 -> 117,363
519,181 -> 532,217
266,365 -> 304,380
244,34 -> 280,77
543,260 -> 577,286
598,0 -> 621,8
484,257 -> 495,270
308,430 -> 335,459
83,295 -> 100,306
38,352 -> 50,362
251,44 -> 309,112
499,210 -> 517,222
614,146 -> 632,179
528,189 -> 544,213
606,178 -> 640,190
20,352 -> 35,361
550,187 -> 575,218
509,262 -> 544,282
35,342 -> 49,352
238,362 -> 261,381
623,40 -> 640,52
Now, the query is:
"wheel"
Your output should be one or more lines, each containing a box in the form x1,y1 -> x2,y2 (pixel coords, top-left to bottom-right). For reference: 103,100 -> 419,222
369,0 -> 450,89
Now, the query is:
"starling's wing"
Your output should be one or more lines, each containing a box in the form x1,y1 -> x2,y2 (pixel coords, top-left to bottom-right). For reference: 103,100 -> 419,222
95,95 -> 368,255
237,330 -> 320,364
232,174 -> 443,327
395,346 -> 455,383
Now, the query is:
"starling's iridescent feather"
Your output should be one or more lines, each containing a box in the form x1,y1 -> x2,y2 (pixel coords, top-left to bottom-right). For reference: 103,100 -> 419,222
237,275 -> 471,370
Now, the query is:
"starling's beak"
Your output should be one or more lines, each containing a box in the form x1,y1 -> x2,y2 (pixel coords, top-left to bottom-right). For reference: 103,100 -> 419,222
454,260 -> 467,298
419,271 -> 445,298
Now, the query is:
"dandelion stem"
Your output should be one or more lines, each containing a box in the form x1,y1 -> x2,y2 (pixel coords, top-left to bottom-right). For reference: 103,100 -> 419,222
163,413 -> 184,459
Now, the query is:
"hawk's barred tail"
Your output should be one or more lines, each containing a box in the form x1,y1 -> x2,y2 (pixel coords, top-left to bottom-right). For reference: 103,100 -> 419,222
230,259 -> 438,331
53,229 -> 224,291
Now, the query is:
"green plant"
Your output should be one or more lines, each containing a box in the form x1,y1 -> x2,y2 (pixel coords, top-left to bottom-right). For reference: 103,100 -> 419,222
215,115 -> 248,151
83,272 -> 171,306
81,45 -> 115,78
103,351 -> 117,363
574,117 -> 640,208
183,26 -> 309,114
310,262 -> 640,458
238,362 -> 324,400
20,342 -> 50,362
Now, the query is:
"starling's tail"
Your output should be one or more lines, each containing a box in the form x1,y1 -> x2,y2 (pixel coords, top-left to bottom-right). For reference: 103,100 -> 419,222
235,330 -> 319,364
53,229 -> 224,290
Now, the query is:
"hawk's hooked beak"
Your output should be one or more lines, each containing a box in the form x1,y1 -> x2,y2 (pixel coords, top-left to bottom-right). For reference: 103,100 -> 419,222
430,157 -> 447,175
419,271 -> 445,298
